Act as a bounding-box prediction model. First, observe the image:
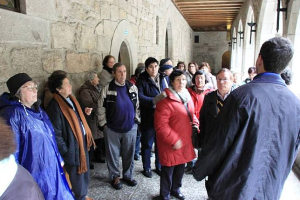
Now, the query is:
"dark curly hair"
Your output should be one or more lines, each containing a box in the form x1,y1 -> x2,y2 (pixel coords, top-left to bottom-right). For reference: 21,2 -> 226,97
48,70 -> 68,94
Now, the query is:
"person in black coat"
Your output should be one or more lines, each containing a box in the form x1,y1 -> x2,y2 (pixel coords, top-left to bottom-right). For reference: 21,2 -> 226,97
193,37 -> 300,200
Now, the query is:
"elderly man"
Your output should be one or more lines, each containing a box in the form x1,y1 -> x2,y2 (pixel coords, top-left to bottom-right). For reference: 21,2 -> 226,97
198,68 -> 234,147
97,62 -> 140,190
193,37 -> 300,200
136,57 -> 169,178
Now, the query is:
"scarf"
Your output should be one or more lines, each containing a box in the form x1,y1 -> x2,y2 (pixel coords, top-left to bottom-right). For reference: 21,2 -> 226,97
168,87 -> 191,104
103,65 -> 113,74
53,93 -> 94,174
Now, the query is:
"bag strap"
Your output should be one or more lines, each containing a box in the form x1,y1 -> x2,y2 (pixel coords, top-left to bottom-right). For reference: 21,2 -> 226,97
177,93 -> 192,122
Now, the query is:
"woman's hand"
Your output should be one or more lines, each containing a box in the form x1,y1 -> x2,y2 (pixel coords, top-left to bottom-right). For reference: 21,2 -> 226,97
85,107 -> 93,116
172,139 -> 183,150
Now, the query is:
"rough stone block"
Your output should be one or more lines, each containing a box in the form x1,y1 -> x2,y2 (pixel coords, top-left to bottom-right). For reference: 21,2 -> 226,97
100,2 -> 111,19
66,52 -> 91,73
68,2 -> 88,21
42,51 -> 64,73
110,4 -> 119,21
132,7 -> 138,18
119,9 -> 127,19
51,22 -> 75,49
97,36 -> 111,53
79,25 -> 97,51
91,53 -> 103,71
103,20 -> 117,36
11,48 -> 42,76
26,0 -> 58,21
127,14 -> 136,23
0,9 -> 48,44
95,22 -> 104,35
0,46 -> 9,82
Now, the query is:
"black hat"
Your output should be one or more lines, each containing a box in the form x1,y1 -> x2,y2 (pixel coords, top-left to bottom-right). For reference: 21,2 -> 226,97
6,73 -> 32,96
159,58 -> 170,67
145,57 -> 158,68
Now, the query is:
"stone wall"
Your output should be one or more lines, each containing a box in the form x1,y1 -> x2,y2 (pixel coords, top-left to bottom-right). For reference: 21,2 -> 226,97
193,31 -> 229,74
0,0 -> 193,96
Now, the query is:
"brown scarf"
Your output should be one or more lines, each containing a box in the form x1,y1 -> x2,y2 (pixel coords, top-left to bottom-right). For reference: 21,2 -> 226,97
53,93 -> 94,174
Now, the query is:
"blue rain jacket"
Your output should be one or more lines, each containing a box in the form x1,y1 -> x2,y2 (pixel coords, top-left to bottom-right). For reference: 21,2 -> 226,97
0,92 -> 74,200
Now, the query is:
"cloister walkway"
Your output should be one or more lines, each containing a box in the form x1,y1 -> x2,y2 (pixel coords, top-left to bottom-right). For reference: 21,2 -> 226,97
88,157 -> 300,200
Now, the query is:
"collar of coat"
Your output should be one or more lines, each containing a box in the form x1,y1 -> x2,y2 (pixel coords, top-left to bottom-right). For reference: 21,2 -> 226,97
251,72 -> 286,86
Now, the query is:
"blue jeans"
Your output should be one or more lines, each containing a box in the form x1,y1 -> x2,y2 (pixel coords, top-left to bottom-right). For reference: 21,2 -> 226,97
141,127 -> 161,170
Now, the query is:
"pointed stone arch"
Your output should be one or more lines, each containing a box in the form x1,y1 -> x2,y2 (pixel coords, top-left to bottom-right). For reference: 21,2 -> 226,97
243,5 -> 256,74
162,8 -> 175,63
110,20 -> 138,77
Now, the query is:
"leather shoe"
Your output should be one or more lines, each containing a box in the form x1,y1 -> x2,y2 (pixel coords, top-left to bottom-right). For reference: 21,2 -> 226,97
170,192 -> 185,200
89,163 -> 94,170
111,177 -> 123,190
134,154 -> 140,161
142,169 -> 152,178
155,168 -> 161,176
122,178 -> 137,186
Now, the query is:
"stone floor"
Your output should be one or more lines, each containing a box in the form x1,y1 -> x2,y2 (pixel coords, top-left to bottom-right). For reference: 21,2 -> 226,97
88,158 -> 300,200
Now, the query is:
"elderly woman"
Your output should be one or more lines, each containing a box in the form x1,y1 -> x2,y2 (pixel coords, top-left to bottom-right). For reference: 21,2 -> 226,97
154,70 -> 198,200
46,70 -> 94,200
79,70 -> 105,166
0,73 -> 74,200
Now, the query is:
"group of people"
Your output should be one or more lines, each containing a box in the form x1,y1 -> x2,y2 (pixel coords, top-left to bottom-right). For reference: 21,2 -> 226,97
0,36 -> 299,200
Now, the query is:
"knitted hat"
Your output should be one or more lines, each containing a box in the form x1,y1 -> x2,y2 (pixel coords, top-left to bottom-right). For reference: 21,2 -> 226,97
159,58 -> 170,67
145,57 -> 158,68
6,73 -> 32,96
159,64 -> 173,72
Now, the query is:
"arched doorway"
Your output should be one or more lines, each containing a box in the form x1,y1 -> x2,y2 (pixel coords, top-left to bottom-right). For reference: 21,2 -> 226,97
243,5 -> 256,73
118,41 -> 131,80
231,27 -> 237,71
222,51 -> 231,69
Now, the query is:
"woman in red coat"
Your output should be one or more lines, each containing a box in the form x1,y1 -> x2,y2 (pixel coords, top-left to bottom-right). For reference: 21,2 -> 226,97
154,70 -> 198,200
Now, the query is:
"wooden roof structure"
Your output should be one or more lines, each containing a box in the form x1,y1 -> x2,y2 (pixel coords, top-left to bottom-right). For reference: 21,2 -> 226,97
172,0 -> 245,31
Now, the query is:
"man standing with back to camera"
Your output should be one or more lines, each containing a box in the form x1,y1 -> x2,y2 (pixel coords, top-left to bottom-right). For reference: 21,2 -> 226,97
193,37 -> 300,200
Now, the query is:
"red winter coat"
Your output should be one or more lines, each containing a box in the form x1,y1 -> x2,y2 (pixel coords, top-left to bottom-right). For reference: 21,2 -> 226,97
187,87 -> 212,119
154,88 -> 198,167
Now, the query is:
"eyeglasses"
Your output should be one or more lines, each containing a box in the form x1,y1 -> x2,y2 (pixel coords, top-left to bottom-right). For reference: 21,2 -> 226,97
22,85 -> 38,92
217,78 -> 230,82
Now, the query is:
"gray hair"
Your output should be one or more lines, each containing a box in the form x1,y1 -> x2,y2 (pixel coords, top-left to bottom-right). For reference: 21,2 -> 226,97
85,70 -> 98,82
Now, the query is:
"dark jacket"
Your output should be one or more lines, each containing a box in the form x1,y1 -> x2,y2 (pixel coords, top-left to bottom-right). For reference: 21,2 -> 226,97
136,71 -> 169,129
47,97 -> 80,166
96,80 -> 140,128
199,90 -> 219,146
79,81 -> 103,139
193,73 -> 300,200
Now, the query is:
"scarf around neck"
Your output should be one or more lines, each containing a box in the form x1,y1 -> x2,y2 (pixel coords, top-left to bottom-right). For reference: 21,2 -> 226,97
168,87 -> 191,104
53,93 -> 94,174
103,65 -> 113,74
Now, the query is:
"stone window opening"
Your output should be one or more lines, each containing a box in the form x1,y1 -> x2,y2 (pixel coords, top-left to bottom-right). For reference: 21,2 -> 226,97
194,35 -> 199,43
0,0 -> 20,12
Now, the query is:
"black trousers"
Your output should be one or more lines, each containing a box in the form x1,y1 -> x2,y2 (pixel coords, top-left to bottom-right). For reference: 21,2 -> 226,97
160,163 -> 185,200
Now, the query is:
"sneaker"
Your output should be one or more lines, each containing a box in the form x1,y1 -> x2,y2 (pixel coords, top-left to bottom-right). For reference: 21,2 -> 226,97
122,178 -> 138,186
111,177 -> 123,190
142,169 -> 153,178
